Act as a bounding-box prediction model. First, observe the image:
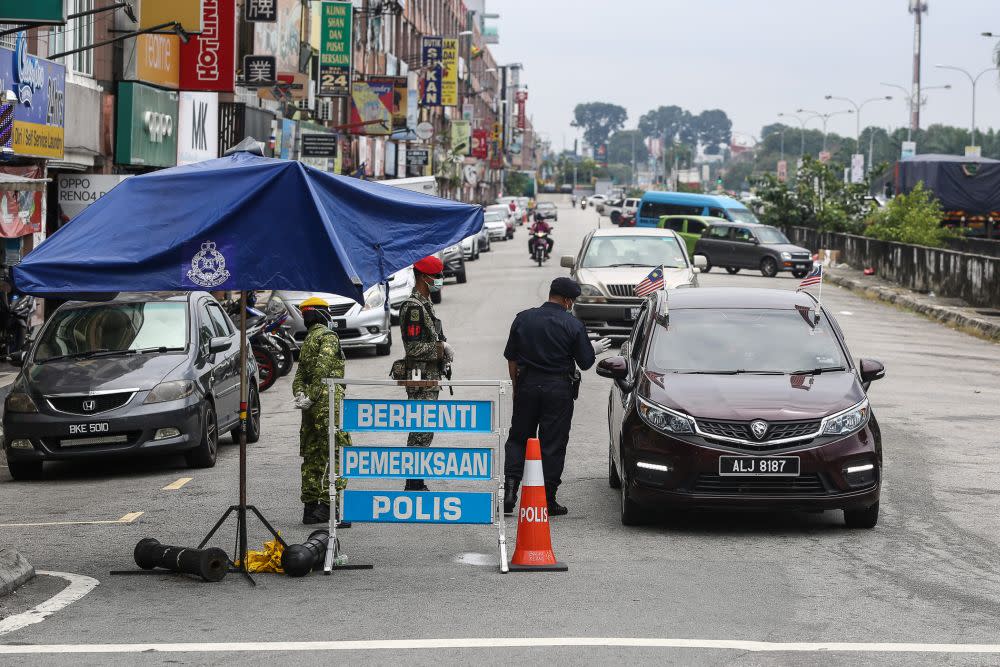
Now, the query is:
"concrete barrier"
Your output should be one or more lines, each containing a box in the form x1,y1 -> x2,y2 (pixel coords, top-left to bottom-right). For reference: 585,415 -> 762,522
784,227 -> 1000,309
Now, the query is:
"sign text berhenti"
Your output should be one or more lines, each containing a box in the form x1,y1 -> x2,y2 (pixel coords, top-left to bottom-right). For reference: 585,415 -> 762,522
340,399 -> 494,524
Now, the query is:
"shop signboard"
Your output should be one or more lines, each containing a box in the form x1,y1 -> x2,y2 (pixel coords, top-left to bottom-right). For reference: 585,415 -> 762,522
57,174 -> 130,221
140,0 -> 204,33
243,55 -> 275,86
515,89 -> 527,130
406,72 -> 418,129
421,36 -> 443,106
318,0 -> 352,97
179,0 -> 236,92
177,91 -> 218,165
440,37 -> 458,107
255,0 -> 300,72
125,33 -> 180,89
391,77 -> 408,131
244,0 -> 277,21
115,82 -> 179,167
350,77 -> 394,136
0,166 -> 43,238
0,34 -> 66,159
302,133 -> 337,158
406,148 -> 429,177
472,128 -> 488,159
279,118 -> 296,159
0,0 -> 66,25
451,120 -> 470,155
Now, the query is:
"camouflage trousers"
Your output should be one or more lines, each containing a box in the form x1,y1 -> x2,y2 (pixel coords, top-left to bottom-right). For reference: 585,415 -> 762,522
406,386 -> 440,447
300,408 -> 352,504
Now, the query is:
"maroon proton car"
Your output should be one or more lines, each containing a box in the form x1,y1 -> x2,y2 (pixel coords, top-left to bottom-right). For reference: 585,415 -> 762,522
598,287 -> 885,527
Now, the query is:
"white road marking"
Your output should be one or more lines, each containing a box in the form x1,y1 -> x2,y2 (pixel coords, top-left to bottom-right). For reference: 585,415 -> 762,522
0,571 -> 99,637
839,311 -> 854,316
1,637 -> 1000,655
162,477 -> 193,490
0,511 -> 143,528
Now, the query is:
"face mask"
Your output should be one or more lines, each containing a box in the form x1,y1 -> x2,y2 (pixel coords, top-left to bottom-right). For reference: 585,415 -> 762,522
427,276 -> 443,293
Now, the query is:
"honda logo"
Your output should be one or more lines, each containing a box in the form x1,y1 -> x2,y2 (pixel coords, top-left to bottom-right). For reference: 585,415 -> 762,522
82,400 -> 96,412
750,420 -> 768,440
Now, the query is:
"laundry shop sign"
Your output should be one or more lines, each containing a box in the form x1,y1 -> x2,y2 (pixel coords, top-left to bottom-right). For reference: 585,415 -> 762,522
0,32 -> 66,158
116,82 -> 178,167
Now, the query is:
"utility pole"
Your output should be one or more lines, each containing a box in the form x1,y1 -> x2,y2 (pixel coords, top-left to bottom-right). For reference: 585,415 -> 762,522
909,1 -> 928,135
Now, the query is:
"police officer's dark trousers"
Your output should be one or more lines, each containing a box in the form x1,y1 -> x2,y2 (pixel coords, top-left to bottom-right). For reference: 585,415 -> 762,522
504,370 -> 575,488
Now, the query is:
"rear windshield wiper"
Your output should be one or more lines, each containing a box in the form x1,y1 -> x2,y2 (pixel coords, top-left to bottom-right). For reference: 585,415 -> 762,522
128,346 -> 186,354
789,366 -> 847,375
604,263 -> 648,267
36,348 -> 113,363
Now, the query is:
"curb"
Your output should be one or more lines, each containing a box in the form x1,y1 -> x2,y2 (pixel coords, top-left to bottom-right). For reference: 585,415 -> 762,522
0,548 -> 35,597
826,272 -> 1000,342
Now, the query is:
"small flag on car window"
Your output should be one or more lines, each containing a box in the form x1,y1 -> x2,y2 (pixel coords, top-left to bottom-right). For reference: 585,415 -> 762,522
796,263 -> 823,291
634,266 -> 665,296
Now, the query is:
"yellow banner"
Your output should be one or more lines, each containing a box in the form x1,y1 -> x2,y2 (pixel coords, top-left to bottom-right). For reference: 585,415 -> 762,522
139,0 -> 204,33
441,37 -> 458,107
13,121 -> 64,159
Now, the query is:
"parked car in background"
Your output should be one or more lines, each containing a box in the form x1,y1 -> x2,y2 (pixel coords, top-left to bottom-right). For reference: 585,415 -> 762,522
599,287 -> 884,528
693,221 -> 813,278
589,194 -> 607,209
483,208 -> 511,241
605,197 -> 642,225
535,201 -> 558,221
559,184 -> 573,194
438,243 -> 467,285
497,196 -> 526,225
657,215 -> 720,258
461,224 -> 489,260
270,285 -> 392,355
3,292 -> 261,479
387,267 -> 415,322
560,227 -> 705,341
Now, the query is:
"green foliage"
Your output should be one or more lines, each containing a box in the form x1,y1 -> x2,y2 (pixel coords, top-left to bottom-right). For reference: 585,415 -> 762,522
754,156 -> 872,233
607,129 -> 649,165
695,109 -> 733,155
571,102 -> 628,147
638,105 -> 688,141
864,182 -> 954,247
503,171 -> 534,197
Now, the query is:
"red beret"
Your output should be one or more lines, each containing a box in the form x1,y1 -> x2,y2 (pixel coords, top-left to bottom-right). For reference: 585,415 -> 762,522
413,255 -> 444,275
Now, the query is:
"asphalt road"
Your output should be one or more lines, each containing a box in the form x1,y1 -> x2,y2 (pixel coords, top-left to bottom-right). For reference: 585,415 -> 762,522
2,196 -> 1000,665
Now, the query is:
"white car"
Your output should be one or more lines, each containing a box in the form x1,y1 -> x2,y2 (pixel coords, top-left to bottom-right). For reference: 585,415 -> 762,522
603,197 -> 641,224
269,286 -> 392,356
588,194 -> 607,209
483,208 -> 510,241
387,267 -> 415,322
461,227 -> 489,261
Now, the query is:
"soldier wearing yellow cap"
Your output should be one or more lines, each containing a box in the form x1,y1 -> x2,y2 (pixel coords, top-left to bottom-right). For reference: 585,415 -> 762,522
292,296 -> 352,525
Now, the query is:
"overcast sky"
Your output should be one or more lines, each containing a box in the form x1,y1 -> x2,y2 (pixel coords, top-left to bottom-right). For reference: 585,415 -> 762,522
490,0 -> 1000,149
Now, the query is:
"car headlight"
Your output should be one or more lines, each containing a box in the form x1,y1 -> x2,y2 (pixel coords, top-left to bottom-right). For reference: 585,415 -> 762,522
145,380 -> 196,404
781,251 -> 792,260
576,284 -> 606,303
362,285 -> 386,311
637,397 -> 693,434
5,391 -> 37,414
822,400 -> 870,436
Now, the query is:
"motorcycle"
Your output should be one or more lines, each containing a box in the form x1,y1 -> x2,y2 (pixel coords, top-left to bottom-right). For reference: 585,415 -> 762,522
530,231 -> 550,267
580,198 -> 587,209
225,301 -> 293,390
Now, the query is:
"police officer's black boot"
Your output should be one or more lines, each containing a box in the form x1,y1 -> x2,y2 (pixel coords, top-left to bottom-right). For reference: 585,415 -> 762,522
503,477 -> 520,515
546,484 -> 568,516
302,502 -> 320,524
404,478 -> 429,492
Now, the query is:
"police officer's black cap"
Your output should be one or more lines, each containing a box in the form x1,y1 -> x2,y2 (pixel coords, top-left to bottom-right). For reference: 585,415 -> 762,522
550,277 -> 581,299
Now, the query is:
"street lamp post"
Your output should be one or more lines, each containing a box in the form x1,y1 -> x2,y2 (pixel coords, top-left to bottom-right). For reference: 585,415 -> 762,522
797,108 -> 854,152
824,95 -> 893,149
934,64 -> 1000,148
777,112 -> 809,157
879,82 -> 951,142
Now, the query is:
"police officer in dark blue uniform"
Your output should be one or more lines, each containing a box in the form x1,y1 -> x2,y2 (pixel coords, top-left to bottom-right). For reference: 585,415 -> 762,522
502,277 -> 612,515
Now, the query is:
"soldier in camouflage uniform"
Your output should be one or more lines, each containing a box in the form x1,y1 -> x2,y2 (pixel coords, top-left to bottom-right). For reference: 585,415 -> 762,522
292,297 -> 352,525
399,256 -> 454,491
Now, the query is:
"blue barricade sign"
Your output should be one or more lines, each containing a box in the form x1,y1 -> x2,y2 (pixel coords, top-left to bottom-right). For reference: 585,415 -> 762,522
342,490 -> 494,524
341,446 -> 493,480
341,399 -> 493,433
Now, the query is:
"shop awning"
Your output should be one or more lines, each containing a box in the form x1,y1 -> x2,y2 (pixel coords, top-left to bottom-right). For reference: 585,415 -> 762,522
0,174 -> 50,192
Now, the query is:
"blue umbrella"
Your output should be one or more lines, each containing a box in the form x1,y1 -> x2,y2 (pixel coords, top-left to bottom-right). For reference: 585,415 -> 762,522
11,142 -> 482,583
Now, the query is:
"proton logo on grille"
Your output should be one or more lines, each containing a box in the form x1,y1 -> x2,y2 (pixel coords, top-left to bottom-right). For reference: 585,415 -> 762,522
82,400 -> 96,412
750,420 -> 768,440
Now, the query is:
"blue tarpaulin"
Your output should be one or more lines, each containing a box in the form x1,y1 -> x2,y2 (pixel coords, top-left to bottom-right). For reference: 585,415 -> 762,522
13,151 -> 482,303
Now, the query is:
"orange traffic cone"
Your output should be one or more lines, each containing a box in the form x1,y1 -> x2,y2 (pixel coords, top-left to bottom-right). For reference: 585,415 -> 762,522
508,438 -> 568,572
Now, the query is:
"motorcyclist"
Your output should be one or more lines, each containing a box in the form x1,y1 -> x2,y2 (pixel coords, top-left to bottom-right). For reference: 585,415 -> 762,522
570,194 -> 577,208
528,212 -> 554,258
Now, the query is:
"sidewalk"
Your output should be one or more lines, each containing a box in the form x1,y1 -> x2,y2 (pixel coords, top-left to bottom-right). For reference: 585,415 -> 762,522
826,265 -> 1000,342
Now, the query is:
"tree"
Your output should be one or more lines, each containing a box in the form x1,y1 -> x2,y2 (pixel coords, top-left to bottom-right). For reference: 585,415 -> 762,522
571,102 -> 628,147
503,170 -> 534,197
638,105 -> 687,142
754,156 -> 873,233
694,109 -> 732,155
864,182 -> 954,247
607,129 -> 649,166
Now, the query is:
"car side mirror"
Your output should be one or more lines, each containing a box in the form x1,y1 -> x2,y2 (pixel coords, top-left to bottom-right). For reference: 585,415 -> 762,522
751,237 -> 760,244
693,255 -> 708,272
597,355 -> 632,392
209,337 -> 232,354
8,350 -> 24,366
560,255 -> 576,269
859,358 -> 885,389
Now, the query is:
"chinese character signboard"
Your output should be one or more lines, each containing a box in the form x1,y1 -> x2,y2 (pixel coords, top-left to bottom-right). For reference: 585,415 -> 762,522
350,77 -> 394,136
440,37 -> 458,107
140,0 -> 204,33
318,0 -> 352,97
244,0 -> 277,22
115,82 -> 179,167
421,37 -> 443,106
177,91 -> 219,165
0,34 -> 66,159
243,55 -> 275,86
180,0 -> 236,92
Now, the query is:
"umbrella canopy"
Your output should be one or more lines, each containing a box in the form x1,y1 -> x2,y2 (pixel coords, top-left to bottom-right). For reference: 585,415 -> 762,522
12,150 -> 482,302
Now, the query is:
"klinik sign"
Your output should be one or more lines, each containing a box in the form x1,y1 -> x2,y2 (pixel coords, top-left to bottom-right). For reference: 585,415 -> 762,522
180,0 -> 236,92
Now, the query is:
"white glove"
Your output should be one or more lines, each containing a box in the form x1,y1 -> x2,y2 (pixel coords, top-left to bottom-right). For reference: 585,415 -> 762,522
441,342 -> 455,363
591,338 -> 612,355
293,392 -> 313,410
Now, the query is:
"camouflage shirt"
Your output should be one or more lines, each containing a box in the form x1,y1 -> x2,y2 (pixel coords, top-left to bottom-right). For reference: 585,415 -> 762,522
399,290 -> 445,379
292,324 -> 346,415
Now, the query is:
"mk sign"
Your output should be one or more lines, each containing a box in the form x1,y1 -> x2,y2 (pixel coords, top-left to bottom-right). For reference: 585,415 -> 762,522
180,0 -> 236,92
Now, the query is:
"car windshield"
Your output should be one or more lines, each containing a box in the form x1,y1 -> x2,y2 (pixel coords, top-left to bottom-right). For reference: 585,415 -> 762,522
485,212 -> 506,222
537,203 -> 555,210
648,308 -> 848,374
582,235 -> 689,269
755,227 -> 790,244
727,208 -> 760,224
34,302 -> 189,362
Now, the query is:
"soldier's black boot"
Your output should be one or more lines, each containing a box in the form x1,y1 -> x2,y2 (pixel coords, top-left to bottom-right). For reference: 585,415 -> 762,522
404,479 -> 430,491
503,477 -> 520,515
302,502 -> 320,524
546,484 -> 568,516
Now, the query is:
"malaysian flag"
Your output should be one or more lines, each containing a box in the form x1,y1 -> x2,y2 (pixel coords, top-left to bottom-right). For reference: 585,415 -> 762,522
796,263 -> 823,291
634,266 -> 665,297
